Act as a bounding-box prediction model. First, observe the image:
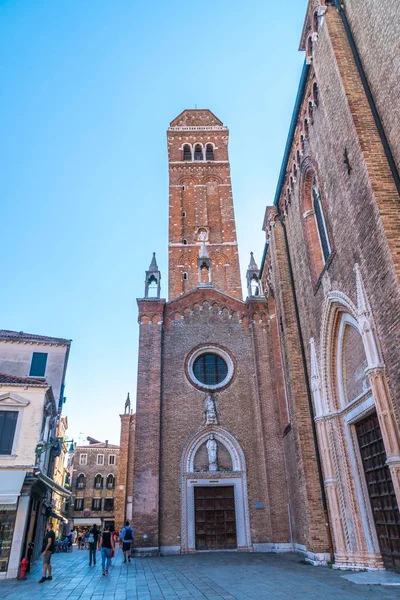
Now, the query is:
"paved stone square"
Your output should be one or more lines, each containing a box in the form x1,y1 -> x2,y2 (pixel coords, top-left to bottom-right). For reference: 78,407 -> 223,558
1,547 -> 400,600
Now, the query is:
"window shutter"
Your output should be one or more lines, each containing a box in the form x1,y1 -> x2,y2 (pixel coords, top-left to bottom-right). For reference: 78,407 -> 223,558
0,411 -> 18,454
29,352 -> 48,377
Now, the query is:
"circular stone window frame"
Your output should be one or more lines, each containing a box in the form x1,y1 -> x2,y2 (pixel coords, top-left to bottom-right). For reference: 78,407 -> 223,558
185,344 -> 235,391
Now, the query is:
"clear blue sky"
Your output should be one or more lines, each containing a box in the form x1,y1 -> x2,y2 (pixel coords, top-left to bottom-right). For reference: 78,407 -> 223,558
0,0 -> 306,445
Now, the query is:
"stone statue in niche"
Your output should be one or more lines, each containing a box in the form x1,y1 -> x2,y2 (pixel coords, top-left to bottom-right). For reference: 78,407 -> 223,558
206,434 -> 218,472
204,395 -> 218,425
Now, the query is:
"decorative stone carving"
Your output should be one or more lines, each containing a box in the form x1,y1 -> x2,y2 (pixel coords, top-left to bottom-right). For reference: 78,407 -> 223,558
310,338 -> 323,417
206,434 -> 218,472
204,395 -> 218,425
354,263 -> 382,368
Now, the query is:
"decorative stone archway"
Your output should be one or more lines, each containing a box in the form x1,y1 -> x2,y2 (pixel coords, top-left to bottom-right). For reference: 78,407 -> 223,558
310,265 -> 400,570
180,427 -> 252,553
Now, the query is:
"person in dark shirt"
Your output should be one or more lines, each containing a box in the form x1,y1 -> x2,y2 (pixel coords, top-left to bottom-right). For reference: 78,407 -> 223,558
99,524 -> 114,576
39,522 -> 56,583
88,524 -> 100,566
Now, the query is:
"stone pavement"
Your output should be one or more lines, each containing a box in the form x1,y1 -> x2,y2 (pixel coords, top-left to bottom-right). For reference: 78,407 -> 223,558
1,547 -> 400,600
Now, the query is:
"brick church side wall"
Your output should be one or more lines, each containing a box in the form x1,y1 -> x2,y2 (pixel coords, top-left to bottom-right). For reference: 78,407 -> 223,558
132,298 -> 165,549
248,298 -> 291,543
268,220 -> 329,553
344,0 -> 400,171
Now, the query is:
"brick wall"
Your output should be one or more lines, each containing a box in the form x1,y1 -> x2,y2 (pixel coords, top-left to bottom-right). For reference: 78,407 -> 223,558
167,110 -> 242,300
344,0 -> 400,171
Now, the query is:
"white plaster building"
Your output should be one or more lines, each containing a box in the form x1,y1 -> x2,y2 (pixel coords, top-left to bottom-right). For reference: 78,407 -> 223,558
0,331 -> 71,578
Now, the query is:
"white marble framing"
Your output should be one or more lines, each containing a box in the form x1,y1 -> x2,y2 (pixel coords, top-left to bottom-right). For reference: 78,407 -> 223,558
180,427 -> 251,553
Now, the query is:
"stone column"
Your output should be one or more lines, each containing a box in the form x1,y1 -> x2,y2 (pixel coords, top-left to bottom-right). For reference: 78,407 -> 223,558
7,495 -> 30,579
114,414 -> 132,532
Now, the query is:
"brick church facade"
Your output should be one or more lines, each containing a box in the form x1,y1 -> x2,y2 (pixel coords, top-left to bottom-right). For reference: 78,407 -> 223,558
118,0 -> 400,571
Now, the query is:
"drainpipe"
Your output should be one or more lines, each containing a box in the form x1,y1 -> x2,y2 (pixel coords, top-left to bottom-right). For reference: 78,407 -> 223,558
333,0 -> 400,195
277,210 -> 334,563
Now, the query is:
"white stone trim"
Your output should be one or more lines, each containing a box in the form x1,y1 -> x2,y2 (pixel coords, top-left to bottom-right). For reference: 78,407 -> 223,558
181,427 -> 251,553
294,543 -> 330,566
253,543 -> 293,553
187,346 -> 234,391
160,546 -> 181,555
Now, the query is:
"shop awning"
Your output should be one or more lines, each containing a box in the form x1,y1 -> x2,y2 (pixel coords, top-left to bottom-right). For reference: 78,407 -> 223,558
73,518 -> 102,526
50,510 -> 68,524
0,470 -> 27,506
35,470 -> 71,498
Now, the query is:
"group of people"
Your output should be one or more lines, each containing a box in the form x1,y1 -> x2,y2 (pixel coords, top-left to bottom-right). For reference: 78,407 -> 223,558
38,520 -> 135,583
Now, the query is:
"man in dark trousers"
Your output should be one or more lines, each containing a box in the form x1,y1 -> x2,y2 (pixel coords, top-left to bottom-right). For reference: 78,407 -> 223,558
119,520 -> 134,563
88,524 -> 100,566
39,522 -> 55,583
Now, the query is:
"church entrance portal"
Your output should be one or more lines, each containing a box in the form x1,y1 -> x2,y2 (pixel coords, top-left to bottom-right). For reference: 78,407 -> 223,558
356,413 -> 400,572
195,486 -> 237,550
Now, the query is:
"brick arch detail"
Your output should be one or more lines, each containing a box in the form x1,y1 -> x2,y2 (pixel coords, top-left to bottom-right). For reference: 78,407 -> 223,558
299,159 -> 333,284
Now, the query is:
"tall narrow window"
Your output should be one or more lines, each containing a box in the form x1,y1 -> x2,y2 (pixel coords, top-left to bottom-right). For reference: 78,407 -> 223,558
29,352 -> 48,377
106,474 -> 115,489
183,272 -> 188,281
205,144 -> 214,160
76,474 -> 86,489
0,411 -> 18,455
312,177 -> 331,262
74,498 -> 84,511
183,144 -> 191,161
94,474 -> 103,489
194,144 -> 203,160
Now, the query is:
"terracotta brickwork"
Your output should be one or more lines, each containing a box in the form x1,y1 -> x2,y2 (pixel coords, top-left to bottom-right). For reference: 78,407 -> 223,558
261,0 -> 400,569
123,0 -> 400,568
167,110 -> 242,300
344,0 -> 400,171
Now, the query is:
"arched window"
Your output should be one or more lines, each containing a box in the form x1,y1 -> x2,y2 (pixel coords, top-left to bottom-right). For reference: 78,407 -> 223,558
308,101 -> 314,124
94,474 -> 103,489
205,144 -> 214,160
194,144 -> 203,161
76,473 -> 85,489
106,474 -> 115,489
183,238 -> 188,245
313,82 -> 319,108
183,144 -> 192,161
147,274 -> 158,298
182,211 -> 186,217
183,272 -> 188,281
302,170 -> 332,283
250,276 -> 260,296
312,176 -> 331,263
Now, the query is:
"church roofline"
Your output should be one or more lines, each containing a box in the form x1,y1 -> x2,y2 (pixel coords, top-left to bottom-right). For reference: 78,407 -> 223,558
169,109 -> 225,129
273,60 -> 310,208
166,286 -> 245,310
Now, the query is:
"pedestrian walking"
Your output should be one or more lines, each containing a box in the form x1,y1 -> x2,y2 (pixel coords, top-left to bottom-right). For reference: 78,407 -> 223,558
119,520 -> 134,563
88,524 -> 100,566
38,522 -> 56,583
99,525 -> 114,576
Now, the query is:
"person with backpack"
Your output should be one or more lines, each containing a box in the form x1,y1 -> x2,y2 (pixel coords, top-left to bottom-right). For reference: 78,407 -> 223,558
119,520 -> 134,563
88,524 -> 100,566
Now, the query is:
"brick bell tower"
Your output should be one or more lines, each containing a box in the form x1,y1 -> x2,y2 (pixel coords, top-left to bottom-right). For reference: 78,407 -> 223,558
167,109 -> 242,300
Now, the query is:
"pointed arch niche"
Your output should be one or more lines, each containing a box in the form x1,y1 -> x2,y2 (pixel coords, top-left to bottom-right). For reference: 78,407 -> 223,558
179,427 -> 252,554
311,276 -> 400,571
